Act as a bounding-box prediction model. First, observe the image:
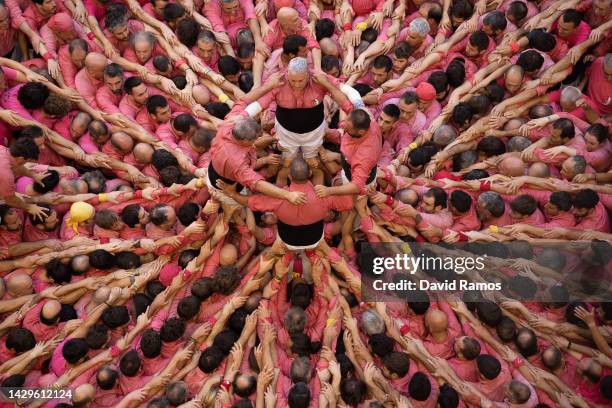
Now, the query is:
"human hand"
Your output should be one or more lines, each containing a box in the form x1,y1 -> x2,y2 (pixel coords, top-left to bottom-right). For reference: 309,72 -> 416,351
285,191 -> 307,205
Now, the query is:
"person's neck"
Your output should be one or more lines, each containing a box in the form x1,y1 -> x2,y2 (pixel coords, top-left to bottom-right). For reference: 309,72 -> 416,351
431,330 -> 448,342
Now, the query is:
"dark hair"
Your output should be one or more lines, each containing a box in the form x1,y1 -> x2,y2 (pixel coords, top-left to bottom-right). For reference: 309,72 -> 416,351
288,382 -> 310,408
368,333 -> 394,358
349,109 -> 371,130
427,71 -> 448,93
17,82 -> 49,110
233,374 -> 257,398
373,55 -> 393,72
477,354 -> 501,379
340,378 -> 366,406
177,295 -> 201,320
10,137 -> 39,160
407,290 -> 430,314
160,317 -> 186,342
32,170 -> 59,194
219,55 -> 241,77
152,149 -> 179,171
229,308 -> 248,334
321,55 -> 340,73
6,328 -> 36,353
482,11 -> 507,34
425,186 -> 447,209
173,113 -> 197,133
159,166 -> 181,187
146,95 -> 169,115
213,265 -> 241,295
477,300 -> 502,327
146,280 -> 166,299
438,384 -> 460,408
121,204 -> 142,227
469,30 -> 489,51
451,102 -> 473,127
205,102 -> 231,119
140,329 -> 162,358
382,351 -> 410,377
198,345 -> 224,373
450,190 -> 472,213
283,34 -> 307,55
115,251 -> 142,269
153,55 -> 171,72
516,50 -> 544,73
409,372 -> 431,401
549,191 -> 572,212
382,104 -> 400,118
102,306 -> 130,329
601,375 -> 612,400
507,1 -> 528,22
132,293 -> 152,317
561,9 -> 583,27
527,29 -> 556,52
176,18 -> 200,47
163,2 -> 185,21
191,277 -> 215,300
509,194 -> 537,216
89,249 -> 116,270
553,118 -> 575,139
119,349 -> 141,376
124,76 -> 144,94
96,365 -> 119,390
62,338 -> 89,364
85,324 -> 109,349
361,27 -> 378,43
463,169 -> 489,180
238,71 -> 253,93
574,189 -> 599,210
461,336 -> 481,360
449,0 -> 473,20
496,316 -> 517,342
46,259 -> 72,284
315,18 -> 335,41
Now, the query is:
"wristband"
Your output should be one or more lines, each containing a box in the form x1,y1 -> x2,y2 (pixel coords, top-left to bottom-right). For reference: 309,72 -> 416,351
100,237 -> 110,244
183,270 -> 192,280
87,32 -> 95,40
385,195 -> 394,206
111,346 -> 121,357
489,225 -> 499,234
220,379 -> 231,391
510,41 -> 520,53
317,360 -> 329,369
207,316 -> 217,325
458,232 -> 469,242
355,22 -> 368,31
98,193 -> 108,203
382,168 -> 392,182
43,52 -> 53,61
218,93 -> 229,103
409,142 -> 418,150
400,325 -> 410,335
292,272 -> 301,280
479,181 -> 491,192
512,357 -> 524,369
326,318 -> 336,328
400,242 -> 412,254
343,23 -> 352,31
174,58 -> 187,68
196,178 -> 204,188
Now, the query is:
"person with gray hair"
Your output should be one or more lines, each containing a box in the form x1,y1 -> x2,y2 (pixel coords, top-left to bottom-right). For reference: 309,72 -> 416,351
476,191 -> 507,226
508,136 -> 532,152
129,31 -> 157,65
244,56 -> 353,186
284,306 -> 307,335
290,356 -> 312,383
560,155 -> 587,181
361,309 -> 385,336
208,77 -> 309,206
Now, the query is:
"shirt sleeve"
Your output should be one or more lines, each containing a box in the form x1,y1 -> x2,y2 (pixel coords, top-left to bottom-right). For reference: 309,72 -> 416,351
95,88 -> 121,115
203,1 -> 226,32
0,152 -> 16,198
39,24 -> 58,57
6,0 -> 25,29
58,46 -> 78,88
247,194 -> 282,213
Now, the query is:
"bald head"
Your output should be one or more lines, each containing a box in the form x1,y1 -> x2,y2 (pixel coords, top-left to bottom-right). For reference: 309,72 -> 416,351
73,383 -> 95,407
396,188 -> 419,206
220,244 -> 238,266
505,65 -> 524,93
319,37 -> 339,57
6,273 -> 33,297
504,118 -> 525,131
499,157 -> 526,177
278,7 -> 298,22
289,156 -> 310,183
133,143 -> 154,164
508,380 -> 531,404
192,85 -> 211,105
93,287 -> 111,305
110,132 -> 134,154
71,255 -> 90,274
426,309 -> 448,333
41,300 -> 62,322
433,125 -> 457,147
541,346 -> 562,371
85,53 -> 107,79
528,162 -> 550,177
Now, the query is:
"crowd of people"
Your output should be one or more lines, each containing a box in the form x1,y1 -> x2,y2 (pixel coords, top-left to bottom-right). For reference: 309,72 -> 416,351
0,0 -> 611,406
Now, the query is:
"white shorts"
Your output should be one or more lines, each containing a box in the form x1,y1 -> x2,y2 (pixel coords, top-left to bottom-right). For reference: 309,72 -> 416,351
275,118 -> 325,159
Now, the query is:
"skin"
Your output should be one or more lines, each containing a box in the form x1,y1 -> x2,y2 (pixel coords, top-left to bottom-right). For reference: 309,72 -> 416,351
398,100 -> 418,123
134,40 -> 154,64
377,112 -> 397,134
36,0 -> 57,16
129,83 -> 149,106
370,66 -> 391,87
6,273 -> 33,297
287,69 -> 309,91
499,157 -> 526,177
0,7 -> 10,33
196,40 -> 216,63
505,67 -> 524,94
104,74 -> 124,95
220,244 -> 238,266
84,53 -> 108,81
277,8 -> 301,35
151,105 -> 171,124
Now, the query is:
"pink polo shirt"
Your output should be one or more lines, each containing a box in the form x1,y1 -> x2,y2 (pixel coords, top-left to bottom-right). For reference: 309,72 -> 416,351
387,110 -> 427,152
204,0 -> 255,42
22,1 -> 67,30
0,146 -> 16,198
262,18 -> 319,51
1,84 -> 34,120
96,85 -> 123,114
586,57 -> 612,116
575,201 -> 610,232
552,19 -> 591,47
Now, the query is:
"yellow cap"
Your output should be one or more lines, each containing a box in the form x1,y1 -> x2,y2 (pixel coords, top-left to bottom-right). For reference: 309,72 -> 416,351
66,202 -> 95,235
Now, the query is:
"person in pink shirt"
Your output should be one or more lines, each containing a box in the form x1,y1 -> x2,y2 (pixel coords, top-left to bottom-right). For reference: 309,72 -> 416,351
254,7 -> 321,87
142,0 -> 166,19
103,13 -> 145,55
573,188 -> 610,232
123,30 -> 163,66
203,0 -> 258,47
53,111 -> 91,142
22,205 -> 59,241
415,82 -> 441,128
155,112 -> 197,149
119,76 -> 150,119
96,63 -> 125,115
145,203 -> 177,239
78,120 -> 110,154
21,0 -> 66,31
387,91 -> 427,153
586,55 -> 612,117
192,30 -> 222,73
262,34 -> 310,82
477,191 -> 514,229
0,2 -> 17,58
501,0 -> 539,28
39,12 -> 88,58
397,18 -> 433,62
58,39 -> 89,89
22,299 -> 64,341
551,10 -> 592,48
75,53 -> 107,108
507,194 -> 546,226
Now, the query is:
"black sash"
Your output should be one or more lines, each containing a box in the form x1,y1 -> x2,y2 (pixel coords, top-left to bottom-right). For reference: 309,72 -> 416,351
340,154 -> 377,185
277,219 -> 324,246
276,103 -> 325,133
207,162 -> 244,192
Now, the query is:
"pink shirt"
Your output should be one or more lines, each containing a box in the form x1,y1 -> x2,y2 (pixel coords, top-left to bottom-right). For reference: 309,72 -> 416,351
586,57 -> 612,115
1,84 -> 34,120
339,116 -> 382,193
387,110 -> 427,152
204,0 -> 255,32
0,146 -> 16,198
262,18 -> 319,51
75,68 -> 103,108
96,85 -> 123,114
552,19 -> 591,47
248,181 -> 353,226
575,201 -> 610,232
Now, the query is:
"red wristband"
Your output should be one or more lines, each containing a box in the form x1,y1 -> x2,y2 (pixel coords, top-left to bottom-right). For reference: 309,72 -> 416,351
111,346 -> 121,357
207,316 -> 217,325
385,195 -> 394,206
221,379 -> 231,391
458,232 -> 469,242
43,52 -> 53,61
479,181 -> 491,192
183,270 -> 192,280
512,357 -> 524,369
400,325 -> 410,335
134,190 -> 143,199
510,41 -> 520,53
382,168 -> 392,182
343,23 -> 352,31
87,32 -> 95,40
100,237 -> 110,244
174,58 -> 187,68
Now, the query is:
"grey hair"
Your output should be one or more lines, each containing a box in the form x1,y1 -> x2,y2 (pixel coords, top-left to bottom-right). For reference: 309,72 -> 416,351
290,356 -> 312,383
231,117 -> 261,141
455,150 -> 478,170
288,57 -> 309,74
571,155 -> 587,174
604,53 -> 612,67
409,17 -> 430,37
361,310 -> 385,336
478,191 -> 505,218
130,30 -> 156,47
560,85 -> 581,102
284,306 -> 306,335
433,125 -> 457,146
508,136 -> 532,152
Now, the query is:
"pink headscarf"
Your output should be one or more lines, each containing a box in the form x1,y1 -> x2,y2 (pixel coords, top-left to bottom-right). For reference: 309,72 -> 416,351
47,12 -> 75,33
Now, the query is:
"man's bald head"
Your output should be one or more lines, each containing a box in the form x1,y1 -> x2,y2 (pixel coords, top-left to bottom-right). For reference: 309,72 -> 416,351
396,188 -> 419,206
85,53 -> 107,79
528,162 -> 550,177
499,157 -> 526,177
289,156 -> 310,183
319,38 -> 339,57
93,287 -> 111,304
133,143 -> 154,164
71,255 -> 90,274
73,383 -> 95,407
504,118 -> 525,131
277,7 -> 300,32
220,244 -> 238,266
110,132 -> 134,154
426,309 -> 448,333
432,125 -> 457,147
504,65 -> 524,93
6,273 -> 33,297
41,300 -> 62,323
73,112 -> 92,131
192,85 -> 211,105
